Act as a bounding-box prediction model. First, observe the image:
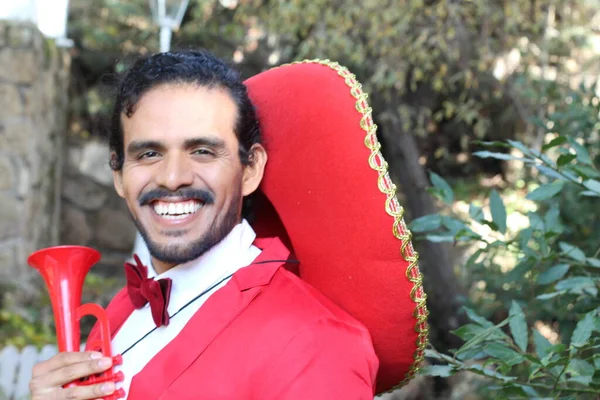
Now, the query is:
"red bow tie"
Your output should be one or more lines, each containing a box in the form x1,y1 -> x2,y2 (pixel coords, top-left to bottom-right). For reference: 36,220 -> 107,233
124,254 -> 173,327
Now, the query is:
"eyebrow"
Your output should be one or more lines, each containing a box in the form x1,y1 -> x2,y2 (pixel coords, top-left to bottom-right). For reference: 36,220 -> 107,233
126,140 -> 164,155
183,137 -> 226,150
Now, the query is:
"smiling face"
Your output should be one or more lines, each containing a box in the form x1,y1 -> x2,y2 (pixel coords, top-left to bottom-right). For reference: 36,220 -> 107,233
113,83 -> 266,273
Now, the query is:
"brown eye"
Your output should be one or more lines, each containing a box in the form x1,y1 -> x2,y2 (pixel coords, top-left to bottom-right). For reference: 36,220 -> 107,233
139,151 -> 160,159
193,148 -> 214,156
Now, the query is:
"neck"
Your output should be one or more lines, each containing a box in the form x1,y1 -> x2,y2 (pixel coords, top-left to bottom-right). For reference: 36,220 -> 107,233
148,218 -> 248,275
152,259 -> 177,274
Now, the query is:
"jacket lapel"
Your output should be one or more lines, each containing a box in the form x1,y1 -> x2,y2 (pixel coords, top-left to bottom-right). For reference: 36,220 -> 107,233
127,237 -> 290,400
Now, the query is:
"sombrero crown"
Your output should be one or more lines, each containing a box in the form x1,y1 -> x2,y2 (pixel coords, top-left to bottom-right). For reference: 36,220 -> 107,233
245,60 -> 429,393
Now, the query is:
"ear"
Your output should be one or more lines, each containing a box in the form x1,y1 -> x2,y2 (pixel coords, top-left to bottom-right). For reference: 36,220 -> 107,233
242,144 -> 267,197
112,154 -> 125,198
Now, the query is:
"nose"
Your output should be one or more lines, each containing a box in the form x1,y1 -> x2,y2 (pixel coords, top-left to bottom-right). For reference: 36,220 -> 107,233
155,152 -> 194,191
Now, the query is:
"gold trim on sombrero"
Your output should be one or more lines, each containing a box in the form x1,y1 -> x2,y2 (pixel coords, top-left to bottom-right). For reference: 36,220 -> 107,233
287,59 -> 430,388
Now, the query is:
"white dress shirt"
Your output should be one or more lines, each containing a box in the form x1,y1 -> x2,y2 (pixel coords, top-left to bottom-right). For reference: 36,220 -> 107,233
111,219 -> 261,398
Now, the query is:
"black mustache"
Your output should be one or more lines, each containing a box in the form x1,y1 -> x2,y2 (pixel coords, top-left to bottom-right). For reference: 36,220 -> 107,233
138,188 -> 215,206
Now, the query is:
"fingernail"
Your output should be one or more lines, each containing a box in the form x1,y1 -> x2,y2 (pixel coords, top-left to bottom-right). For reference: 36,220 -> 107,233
101,382 -> 115,393
90,352 -> 103,359
98,357 -> 112,368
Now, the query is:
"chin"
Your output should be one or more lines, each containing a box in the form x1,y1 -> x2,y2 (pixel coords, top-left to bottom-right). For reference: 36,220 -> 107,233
145,232 -> 224,265
132,199 -> 241,266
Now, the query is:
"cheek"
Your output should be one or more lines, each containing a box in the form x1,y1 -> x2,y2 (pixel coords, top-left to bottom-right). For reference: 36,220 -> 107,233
121,167 -> 153,200
199,164 -> 241,192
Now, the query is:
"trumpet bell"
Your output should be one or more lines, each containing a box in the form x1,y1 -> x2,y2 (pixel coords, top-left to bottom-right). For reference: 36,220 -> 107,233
27,246 -> 101,352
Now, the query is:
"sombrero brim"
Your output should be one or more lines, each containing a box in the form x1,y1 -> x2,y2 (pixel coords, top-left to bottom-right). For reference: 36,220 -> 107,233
245,60 -> 429,393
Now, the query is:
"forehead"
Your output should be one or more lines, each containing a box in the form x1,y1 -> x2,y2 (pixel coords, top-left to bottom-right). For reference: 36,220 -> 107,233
121,83 -> 239,144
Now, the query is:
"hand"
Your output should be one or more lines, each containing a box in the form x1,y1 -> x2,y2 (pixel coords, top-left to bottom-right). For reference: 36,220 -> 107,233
29,351 -> 115,400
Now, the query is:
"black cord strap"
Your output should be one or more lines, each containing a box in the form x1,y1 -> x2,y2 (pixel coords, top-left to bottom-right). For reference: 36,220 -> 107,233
120,259 -> 298,356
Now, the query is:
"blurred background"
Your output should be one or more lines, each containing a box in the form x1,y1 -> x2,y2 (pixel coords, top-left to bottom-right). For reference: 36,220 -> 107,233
0,1 -> 599,399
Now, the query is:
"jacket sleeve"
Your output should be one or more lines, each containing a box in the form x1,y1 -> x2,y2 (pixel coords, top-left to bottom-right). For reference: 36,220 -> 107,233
254,317 -> 379,400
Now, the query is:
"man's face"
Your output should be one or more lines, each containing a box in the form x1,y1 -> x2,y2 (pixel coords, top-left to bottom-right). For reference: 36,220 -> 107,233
113,83 -> 265,272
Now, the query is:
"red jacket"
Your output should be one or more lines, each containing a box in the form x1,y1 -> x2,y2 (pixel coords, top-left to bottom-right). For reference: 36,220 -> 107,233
87,238 -> 379,399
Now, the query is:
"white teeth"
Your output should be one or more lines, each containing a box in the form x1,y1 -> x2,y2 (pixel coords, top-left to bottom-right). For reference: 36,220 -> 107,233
153,201 -> 202,217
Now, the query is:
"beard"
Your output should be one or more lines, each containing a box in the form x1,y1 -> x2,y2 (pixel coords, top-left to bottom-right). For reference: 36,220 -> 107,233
132,184 -> 243,266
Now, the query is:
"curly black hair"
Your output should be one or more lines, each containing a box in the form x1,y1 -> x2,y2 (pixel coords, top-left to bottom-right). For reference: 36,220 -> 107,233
109,49 -> 261,171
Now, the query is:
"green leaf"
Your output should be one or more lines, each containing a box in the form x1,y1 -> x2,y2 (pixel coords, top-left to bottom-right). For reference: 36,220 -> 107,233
582,179 -> 600,194
540,351 -> 564,368
484,342 -> 524,366
423,349 -> 456,364
509,301 -> 528,352
557,153 -> 577,167
586,258 -> 600,268
456,319 -> 511,358
513,384 -> 540,398
536,291 -> 566,300
580,190 -> 600,197
548,343 -> 567,354
569,164 -> 600,179
468,204 -> 484,221
424,234 -> 455,243
452,324 -> 484,341
455,347 -> 488,361
505,258 -> 534,283
566,359 -> 595,385
544,205 -> 563,233
419,365 -> 454,377
517,227 -> 534,249
463,307 -> 494,327
489,190 -> 507,233
472,151 -> 522,161
555,277 -> 596,296
568,137 -> 592,165
467,364 -> 517,382
542,136 -> 567,151
571,312 -> 595,347
410,214 -> 442,233
452,323 -> 507,342
442,217 -> 469,234
423,349 -> 439,359
533,329 -> 553,359
507,139 -> 534,156
429,172 -> 454,204
526,181 -> 564,201
537,264 -> 570,285
559,242 -> 587,262
535,165 -> 564,180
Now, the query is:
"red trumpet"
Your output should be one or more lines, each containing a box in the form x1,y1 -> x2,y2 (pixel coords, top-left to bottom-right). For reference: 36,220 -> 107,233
28,246 -> 125,399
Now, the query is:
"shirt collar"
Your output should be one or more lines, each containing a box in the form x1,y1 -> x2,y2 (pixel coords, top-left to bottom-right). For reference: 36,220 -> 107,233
145,219 -> 261,313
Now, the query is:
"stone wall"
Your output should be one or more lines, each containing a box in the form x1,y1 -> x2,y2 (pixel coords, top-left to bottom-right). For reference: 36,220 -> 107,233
0,20 -> 136,290
61,137 -> 136,278
0,21 -> 70,285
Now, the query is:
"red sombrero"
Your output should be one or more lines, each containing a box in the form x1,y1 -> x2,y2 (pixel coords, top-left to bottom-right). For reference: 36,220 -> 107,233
244,60 -> 429,393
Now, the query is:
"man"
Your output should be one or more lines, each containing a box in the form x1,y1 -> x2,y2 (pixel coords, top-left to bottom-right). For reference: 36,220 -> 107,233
28,51 -> 379,399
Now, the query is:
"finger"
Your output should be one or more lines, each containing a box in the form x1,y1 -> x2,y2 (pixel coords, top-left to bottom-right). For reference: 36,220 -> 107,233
30,357 -> 113,391
60,381 -> 116,400
32,352 -> 103,377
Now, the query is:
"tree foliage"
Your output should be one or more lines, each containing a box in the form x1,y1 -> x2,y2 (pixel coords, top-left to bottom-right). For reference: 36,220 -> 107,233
416,84 -> 600,397
3,2 -> 600,398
